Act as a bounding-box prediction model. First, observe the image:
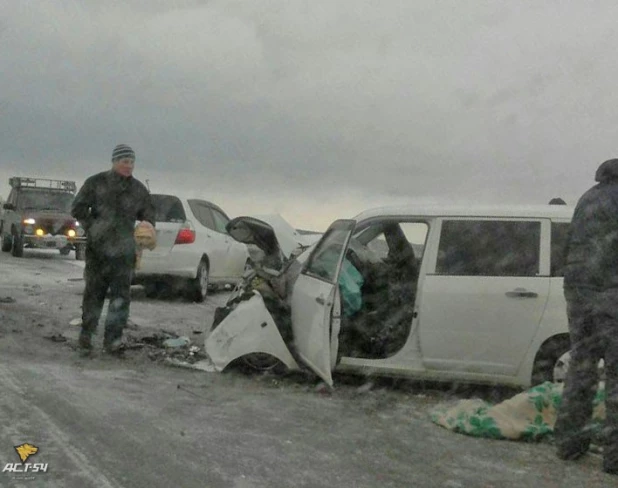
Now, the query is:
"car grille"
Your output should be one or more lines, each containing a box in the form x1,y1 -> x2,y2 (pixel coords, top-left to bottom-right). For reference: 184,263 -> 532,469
34,218 -> 74,236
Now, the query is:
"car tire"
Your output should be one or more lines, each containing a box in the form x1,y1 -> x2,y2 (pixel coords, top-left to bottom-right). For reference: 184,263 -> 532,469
144,281 -> 161,299
1,233 -> 12,253
240,353 -> 287,374
188,260 -> 209,303
531,336 -> 571,386
75,244 -> 86,261
59,246 -> 71,256
11,233 -> 24,258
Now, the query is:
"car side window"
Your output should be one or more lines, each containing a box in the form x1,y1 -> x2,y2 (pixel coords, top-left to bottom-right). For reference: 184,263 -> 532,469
365,222 -> 428,261
211,209 -> 229,234
551,222 -> 570,277
188,200 -> 216,230
436,220 -> 541,277
304,226 -> 351,283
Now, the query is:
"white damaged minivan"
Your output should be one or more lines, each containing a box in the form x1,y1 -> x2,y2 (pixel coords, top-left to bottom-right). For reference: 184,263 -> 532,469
205,204 -> 574,389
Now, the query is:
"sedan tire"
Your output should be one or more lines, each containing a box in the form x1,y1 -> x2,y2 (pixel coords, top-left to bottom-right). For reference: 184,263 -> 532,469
75,244 -> 86,261
188,260 -> 209,303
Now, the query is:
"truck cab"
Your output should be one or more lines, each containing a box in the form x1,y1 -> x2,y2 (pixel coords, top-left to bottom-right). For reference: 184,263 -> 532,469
0,177 -> 86,259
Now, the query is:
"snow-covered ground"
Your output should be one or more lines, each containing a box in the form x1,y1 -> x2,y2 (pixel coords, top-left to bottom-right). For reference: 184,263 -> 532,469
0,248 -> 613,487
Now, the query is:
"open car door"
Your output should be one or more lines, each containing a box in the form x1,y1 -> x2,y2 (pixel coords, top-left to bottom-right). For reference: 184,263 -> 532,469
290,219 -> 356,386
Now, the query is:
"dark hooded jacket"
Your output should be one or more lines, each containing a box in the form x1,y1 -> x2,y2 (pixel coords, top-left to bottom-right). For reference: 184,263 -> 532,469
564,159 -> 618,290
71,171 -> 155,259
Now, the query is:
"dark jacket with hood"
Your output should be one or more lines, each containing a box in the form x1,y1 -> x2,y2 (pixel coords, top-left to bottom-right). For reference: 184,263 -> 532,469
71,171 -> 155,259
564,159 -> 618,290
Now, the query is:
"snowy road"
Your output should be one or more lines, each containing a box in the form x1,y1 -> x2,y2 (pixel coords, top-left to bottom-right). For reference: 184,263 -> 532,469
0,248 -> 614,487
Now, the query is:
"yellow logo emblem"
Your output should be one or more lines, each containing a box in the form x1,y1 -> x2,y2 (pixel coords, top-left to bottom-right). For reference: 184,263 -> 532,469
14,444 -> 38,464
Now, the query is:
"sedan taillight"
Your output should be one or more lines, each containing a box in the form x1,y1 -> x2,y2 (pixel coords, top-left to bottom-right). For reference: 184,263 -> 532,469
175,222 -> 196,245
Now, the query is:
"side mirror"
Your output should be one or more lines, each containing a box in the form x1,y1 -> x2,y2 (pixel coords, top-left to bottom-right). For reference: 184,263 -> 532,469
3,203 -> 15,211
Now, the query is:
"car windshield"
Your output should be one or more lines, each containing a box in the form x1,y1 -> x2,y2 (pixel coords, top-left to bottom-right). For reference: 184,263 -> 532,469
17,190 -> 73,212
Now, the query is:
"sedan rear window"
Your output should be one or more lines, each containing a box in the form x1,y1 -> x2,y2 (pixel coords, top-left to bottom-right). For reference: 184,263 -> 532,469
151,194 -> 186,223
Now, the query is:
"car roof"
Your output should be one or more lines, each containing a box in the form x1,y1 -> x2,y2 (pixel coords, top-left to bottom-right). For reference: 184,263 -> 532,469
150,194 -> 230,219
352,204 -> 574,221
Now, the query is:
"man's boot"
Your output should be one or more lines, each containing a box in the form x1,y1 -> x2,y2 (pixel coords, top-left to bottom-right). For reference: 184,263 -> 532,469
78,329 -> 93,356
103,328 -> 125,356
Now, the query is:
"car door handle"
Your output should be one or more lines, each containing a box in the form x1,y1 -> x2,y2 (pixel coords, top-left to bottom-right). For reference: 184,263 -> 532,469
505,288 -> 538,298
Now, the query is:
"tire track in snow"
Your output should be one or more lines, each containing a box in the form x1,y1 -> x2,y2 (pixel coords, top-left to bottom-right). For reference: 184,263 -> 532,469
0,361 -> 121,488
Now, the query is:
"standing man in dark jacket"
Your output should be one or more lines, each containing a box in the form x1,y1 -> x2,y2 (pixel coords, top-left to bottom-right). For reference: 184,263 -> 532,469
71,144 -> 155,354
554,158 -> 618,475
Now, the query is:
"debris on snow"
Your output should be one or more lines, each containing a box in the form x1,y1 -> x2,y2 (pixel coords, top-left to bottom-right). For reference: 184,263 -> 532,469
356,381 -> 375,394
163,336 -> 191,348
46,333 -> 68,343
163,358 -> 216,372
315,382 -> 333,395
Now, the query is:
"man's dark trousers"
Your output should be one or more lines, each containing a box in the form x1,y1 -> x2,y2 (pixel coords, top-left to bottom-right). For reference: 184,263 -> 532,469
554,287 -> 618,472
81,248 -> 134,345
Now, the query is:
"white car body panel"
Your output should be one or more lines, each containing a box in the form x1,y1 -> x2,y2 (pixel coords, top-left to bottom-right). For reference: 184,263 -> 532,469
289,275 -> 338,386
205,293 -> 300,371
418,275 -> 550,376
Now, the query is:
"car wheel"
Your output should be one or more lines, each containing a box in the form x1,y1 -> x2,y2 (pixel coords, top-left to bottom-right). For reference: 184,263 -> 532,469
144,281 -> 160,299
1,233 -> 12,253
75,244 -> 86,261
59,246 -> 71,256
240,353 -> 287,374
188,260 -> 209,303
11,233 -> 24,257
531,336 -> 571,385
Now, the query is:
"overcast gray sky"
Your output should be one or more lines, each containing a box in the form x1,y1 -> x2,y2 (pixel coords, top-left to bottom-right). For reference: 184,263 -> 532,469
2,1 -> 617,230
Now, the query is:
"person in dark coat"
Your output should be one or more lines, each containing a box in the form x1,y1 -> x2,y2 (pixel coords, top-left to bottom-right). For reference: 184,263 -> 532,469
554,158 -> 618,475
71,144 -> 155,354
